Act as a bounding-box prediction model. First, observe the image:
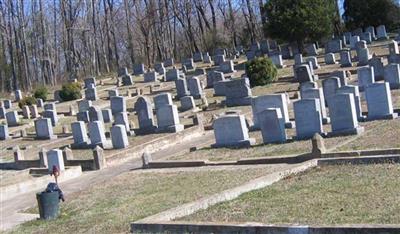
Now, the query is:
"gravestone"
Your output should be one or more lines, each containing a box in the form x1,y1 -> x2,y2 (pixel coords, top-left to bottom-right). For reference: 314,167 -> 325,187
108,89 -> 119,98
388,40 -> 399,55
301,88 -> 330,124
154,93 -> 173,110
281,44 -> 293,59
6,111 -> 19,127
224,77 -> 253,106
84,77 -> 96,89
299,81 -> 318,96
207,71 -> 224,88
42,110 -> 58,127
122,74 -> 134,86
164,58 -> 174,67
306,57 -> 320,69
365,26 -> 376,40
294,99 -> 324,139
165,68 -> 179,81
134,96 -> 157,134
357,48 -> 371,66
114,112 -> 133,135
102,109 -> 113,123
29,105 -> 39,118
376,25 -> 388,40
0,124 -> 9,140
111,125 -> 129,149
156,104 -> 184,133
212,114 -> 255,148
365,82 -> 397,120
110,96 -> 126,114
71,121 -> 90,148
193,52 -> 203,62
89,121 -> 107,147
325,53 -> 337,65
219,60 -> 236,73
133,63 -> 145,75
305,43 -> 318,56
270,54 -> 284,68
35,118 -> 57,140
187,77 -> 203,99
214,54 -> 226,66
328,93 -> 364,136
357,66 -> 375,91
155,63 -> 165,75
175,78 -> 190,98
322,77 -> 341,108
251,94 -> 293,129
3,100 -> 12,109
294,54 -> 303,65
295,65 -> 313,83
183,58 -> 195,70
34,99 -> 43,108
258,108 -> 287,144
14,90 -> 23,102
76,111 -> 89,123
144,71 -> 157,83
203,53 -> 212,64
340,50 -> 352,67
44,102 -> 56,111
325,40 -> 343,53
368,56 -> 384,80
337,85 -> 364,120
47,149 -> 65,172
118,67 -> 128,77
180,96 -> 196,111
331,70 -> 348,86
361,32 -> 372,44
384,63 -> 400,89
0,106 -> 5,119
78,100 -> 92,112
85,87 -> 98,101
350,36 -> 360,49
22,106 -> 30,119
88,106 -> 103,122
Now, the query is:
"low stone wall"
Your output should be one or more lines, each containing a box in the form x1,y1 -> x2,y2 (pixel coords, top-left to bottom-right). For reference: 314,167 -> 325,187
106,125 -> 205,166
318,155 -> 400,166
0,166 -> 82,202
132,222 -> 400,234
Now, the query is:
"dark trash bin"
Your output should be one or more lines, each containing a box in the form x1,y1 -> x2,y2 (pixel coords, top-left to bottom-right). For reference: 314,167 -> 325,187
36,183 -> 65,220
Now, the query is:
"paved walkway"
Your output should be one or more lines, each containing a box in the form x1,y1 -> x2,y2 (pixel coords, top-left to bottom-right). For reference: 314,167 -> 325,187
0,131 -> 214,231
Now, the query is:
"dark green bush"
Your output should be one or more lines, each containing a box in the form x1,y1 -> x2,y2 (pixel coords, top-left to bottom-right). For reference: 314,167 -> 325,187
33,86 -> 49,101
59,82 -> 82,101
18,96 -> 37,109
245,57 -> 278,87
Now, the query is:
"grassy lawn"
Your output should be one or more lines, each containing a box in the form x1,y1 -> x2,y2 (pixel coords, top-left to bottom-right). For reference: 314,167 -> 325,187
9,166 -> 282,233
179,163 -> 400,225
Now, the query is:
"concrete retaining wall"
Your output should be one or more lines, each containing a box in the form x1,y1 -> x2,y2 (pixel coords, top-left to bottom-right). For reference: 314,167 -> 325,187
132,222 -> 400,234
0,166 -> 82,202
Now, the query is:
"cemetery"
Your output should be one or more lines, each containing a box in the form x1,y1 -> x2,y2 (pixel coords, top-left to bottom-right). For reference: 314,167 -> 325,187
0,1 -> 400,233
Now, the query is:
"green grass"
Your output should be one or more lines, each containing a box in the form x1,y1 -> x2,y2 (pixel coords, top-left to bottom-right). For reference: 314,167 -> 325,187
10,166 -> 278,233
179,164 -> 400,225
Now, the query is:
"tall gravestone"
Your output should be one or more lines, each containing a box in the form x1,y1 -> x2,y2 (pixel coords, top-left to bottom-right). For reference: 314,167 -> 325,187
47,149 -> 65,172
0,125 -> 9,140
175,78 -> 190,98
328,93 -> 364,136
187,77 -> 203,99
156,104 -> 184,133
337,85 -> 364,121
258,108 -> 287,144
365,83 -> 397,120
322,77 -> 341,108
154,93 -> 173,110
358,66 -> 375,91
294,99 -> 324,139
71,121 -> 90,148
301,88 -> 330,124
111,125 -> 129,149
6,111 -> 19,127
35,118 -> 57,140
384,64 -> 400,89
134,96 -> 157,134
88,121 -> 108,148
251,94 -> 294,129
110,96 -> 126,114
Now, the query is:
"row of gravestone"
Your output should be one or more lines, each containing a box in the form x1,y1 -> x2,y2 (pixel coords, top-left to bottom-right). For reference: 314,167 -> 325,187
211,80 -> 397,147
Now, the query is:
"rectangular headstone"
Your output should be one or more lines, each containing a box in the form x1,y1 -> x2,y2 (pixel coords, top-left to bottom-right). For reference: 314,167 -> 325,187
35,118 -> 57,140
258,108 -> 287,144
224,77 -> 252,106
294,99 -> 324,139
111,125 -> 129,149
134,97 -> 157,133
47,149 -> 65,172
365,82 -> 397,120
156,104 -> 183,133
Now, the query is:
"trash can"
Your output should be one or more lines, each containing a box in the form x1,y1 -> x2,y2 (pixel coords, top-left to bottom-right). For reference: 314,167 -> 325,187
36,191 -> 60,220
